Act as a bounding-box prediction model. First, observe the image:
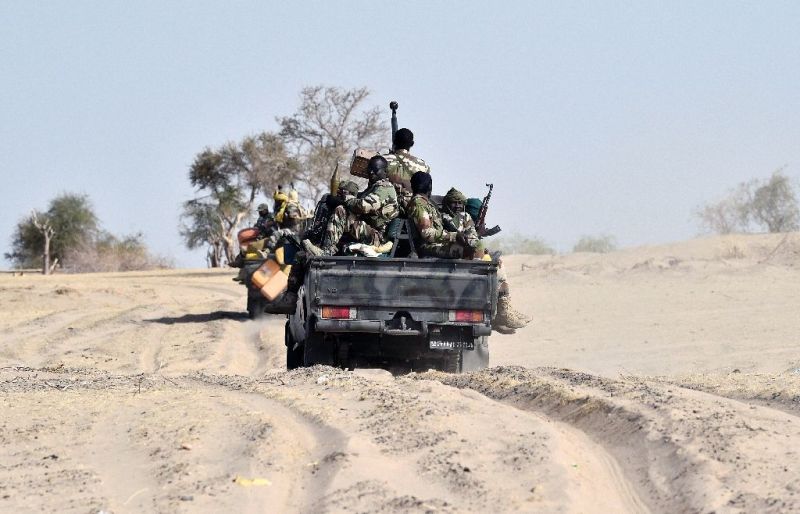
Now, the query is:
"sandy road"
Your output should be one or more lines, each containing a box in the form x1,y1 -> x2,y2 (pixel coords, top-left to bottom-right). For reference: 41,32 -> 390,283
1,234 -> 799,512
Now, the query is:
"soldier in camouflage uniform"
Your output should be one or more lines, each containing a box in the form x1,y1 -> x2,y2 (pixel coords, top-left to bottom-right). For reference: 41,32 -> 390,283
407,173 -> 468,259
441,188 -> 481,258
410,177 -> 530,333
305,156 -> 399,256
305,181 -> 360,247
385,128 -> 431,212
272,156 -> 399,314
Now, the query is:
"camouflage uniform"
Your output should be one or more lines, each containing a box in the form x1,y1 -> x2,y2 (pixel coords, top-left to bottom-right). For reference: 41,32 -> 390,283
386,150 -> 431,211
407,194 -> 465,259
441,188 -> 480,253
320,177 -> 399,254
440,187 -> 529,332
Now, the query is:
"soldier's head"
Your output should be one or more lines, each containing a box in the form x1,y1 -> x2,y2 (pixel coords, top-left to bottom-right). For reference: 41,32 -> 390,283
367,155 -> 388,183
337,181 -> 359,200
444,188 -> 467,214
410,171 -> 432,196
257,203 -> 270,216
393,128 -> 414,151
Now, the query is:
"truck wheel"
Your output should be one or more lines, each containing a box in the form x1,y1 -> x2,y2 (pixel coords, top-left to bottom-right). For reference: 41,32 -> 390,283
440,351 -> 463,373
285,321 -> 303,369
303,328 -> 336,367
461,336 -> 490,372
247,296 -> 265,319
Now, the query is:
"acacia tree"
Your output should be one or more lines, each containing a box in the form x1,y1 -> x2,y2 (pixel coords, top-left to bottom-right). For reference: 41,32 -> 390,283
277,86 -> 387,199
6,193 -> 99,272
181,132 -> 297,266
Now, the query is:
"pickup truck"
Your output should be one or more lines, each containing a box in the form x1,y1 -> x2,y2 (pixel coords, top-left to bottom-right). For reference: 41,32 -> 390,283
284,252 -> 498,373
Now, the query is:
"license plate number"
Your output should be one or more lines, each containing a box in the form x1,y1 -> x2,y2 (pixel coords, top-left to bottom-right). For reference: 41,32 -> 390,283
429,338 -> 475,351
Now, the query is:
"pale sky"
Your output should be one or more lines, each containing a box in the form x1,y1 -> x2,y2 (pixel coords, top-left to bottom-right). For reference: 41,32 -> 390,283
2,1 -> 799,267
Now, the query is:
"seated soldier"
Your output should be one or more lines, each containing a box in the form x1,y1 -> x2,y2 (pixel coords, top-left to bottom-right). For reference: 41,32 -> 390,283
440,187 -> 481,259
254,203 -> 277,240
305,180 -> 360,247
408,173 -> 530,333
407,172 -> 470,259
304,156 -> 399,256
271,156 -> 399,314
279,189 -> 307,233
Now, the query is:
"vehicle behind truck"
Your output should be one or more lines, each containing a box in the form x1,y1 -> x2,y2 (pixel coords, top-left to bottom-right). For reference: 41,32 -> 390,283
285,254 -> 497,373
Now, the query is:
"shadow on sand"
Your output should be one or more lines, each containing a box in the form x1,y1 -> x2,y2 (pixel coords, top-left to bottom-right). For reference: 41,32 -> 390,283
145,311 -> 249,325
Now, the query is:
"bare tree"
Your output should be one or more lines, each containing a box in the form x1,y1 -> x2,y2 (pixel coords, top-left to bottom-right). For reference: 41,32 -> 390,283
31,210 -> 55,274
277,86 -> 387,200
695,169 -> 799,235
695,180 -> 754,234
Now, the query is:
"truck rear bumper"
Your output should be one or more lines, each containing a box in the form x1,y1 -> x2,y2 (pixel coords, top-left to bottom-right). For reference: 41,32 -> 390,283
314,319 -> 491,337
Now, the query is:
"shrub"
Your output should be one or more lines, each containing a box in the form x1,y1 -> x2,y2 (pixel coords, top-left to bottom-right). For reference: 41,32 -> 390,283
491,233 -> 556,255
572,234 -> 617,253
750,170 -> 799,233
695,169 -> 799,234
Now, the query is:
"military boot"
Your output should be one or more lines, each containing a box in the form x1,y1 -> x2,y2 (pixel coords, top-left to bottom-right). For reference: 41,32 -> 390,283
493,294 -> 530,333
266,290 -> 298,315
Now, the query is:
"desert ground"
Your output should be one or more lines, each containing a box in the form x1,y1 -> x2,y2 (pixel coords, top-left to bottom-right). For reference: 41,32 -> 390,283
1,233 -> 799,513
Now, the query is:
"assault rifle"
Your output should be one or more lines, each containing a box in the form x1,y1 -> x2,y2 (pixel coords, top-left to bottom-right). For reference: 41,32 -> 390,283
477,183 -> 501,238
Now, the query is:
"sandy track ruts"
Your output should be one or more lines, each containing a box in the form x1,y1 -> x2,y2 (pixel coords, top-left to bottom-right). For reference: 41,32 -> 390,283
431,367 -> 800,513
1,367 -> 649,513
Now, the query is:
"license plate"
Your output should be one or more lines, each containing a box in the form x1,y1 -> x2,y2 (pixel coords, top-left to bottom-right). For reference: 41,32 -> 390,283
429,338 -> 475,351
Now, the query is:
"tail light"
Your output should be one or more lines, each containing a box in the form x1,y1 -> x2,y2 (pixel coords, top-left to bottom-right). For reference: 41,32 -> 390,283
321,306 -> 356,319
449,310 -> 484,323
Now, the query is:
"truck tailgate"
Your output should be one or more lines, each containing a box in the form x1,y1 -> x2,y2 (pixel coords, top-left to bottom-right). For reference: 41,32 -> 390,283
308,257 -> 497,311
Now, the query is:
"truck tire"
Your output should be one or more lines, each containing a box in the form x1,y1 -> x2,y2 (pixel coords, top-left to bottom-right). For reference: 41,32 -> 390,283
461,336 -> 490,372
247,296 -> 265,319
303,328 -> 336,367
285,321 -> 303,369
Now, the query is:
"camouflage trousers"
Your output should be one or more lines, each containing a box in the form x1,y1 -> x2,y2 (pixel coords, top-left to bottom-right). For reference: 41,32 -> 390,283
323,205 -> 382,253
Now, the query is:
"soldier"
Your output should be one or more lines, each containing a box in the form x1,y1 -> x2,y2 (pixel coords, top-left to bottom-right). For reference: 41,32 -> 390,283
254,203 -> 276,239
440,187 -> 481,258
306,181 -> 360,247
408,174 -> 530,333
407,172 -> 468,259
278,189 -> 307,233
385,128 -> 430,211
271,156 -> 398,314
304,156 -> 398,256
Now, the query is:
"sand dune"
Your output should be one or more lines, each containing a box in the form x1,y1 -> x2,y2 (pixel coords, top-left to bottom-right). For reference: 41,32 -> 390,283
1,233 -> 798,512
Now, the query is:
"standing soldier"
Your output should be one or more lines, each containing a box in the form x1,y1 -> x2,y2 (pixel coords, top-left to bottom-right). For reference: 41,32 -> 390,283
385,128 -> 430,212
